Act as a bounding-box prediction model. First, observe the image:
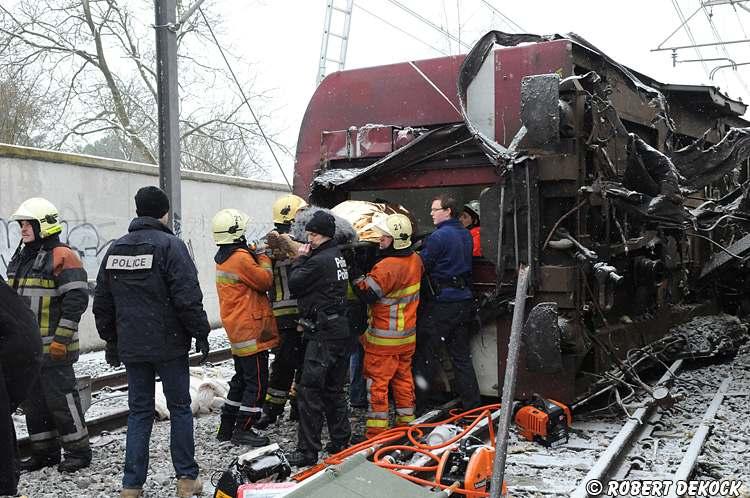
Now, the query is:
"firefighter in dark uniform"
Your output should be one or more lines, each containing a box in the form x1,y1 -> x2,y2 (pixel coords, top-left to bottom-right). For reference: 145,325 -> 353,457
0,279 -> 42,495
6,197 -> 92,473
286,210 -> 352,467
93,186 -> 211,498
255,194 -> 308,429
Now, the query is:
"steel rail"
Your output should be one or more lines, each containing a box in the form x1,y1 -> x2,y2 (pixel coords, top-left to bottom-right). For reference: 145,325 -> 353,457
665,377 -> 731,498
571,359 -> 683,498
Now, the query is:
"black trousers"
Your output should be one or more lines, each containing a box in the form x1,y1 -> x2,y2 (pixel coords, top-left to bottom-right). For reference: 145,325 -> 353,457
23,364 -> 90,459
0,356 -> 39,494
222,351 -> 269,428
413,299 -> 482,412
263,328 -> 304,417
296,339 -> 351,454
0,363 -> 18,495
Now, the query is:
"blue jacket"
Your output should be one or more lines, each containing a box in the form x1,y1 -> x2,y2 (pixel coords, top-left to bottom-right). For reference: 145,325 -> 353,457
419,218 -> 473,302
93,217 -> 210,363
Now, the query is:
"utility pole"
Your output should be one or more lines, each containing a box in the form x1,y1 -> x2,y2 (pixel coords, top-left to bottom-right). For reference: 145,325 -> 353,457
154,0 -> 181,236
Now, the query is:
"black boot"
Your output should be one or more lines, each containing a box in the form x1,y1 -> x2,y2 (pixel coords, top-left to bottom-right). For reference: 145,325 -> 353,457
231,428 -> 270,447
324,441 -> 346,455
217,415 -> 235,442
58,455 -> 91,473
254,411 -> 278,430
231,417 -> 270,447
20,454 -> 60,472
289,399 -> 299,422
286,450 -> 317,467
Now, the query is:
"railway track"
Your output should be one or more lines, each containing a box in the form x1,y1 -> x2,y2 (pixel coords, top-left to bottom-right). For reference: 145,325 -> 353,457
504,354 -> 747,497
17,347 -> 234,457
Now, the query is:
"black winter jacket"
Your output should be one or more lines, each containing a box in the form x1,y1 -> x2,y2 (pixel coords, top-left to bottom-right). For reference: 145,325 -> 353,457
93,217 -> 210,363
288,239 -> 350,342
0,279 -> 42,409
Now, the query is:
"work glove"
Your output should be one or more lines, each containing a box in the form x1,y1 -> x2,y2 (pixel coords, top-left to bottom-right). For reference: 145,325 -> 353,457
105,342 -> 121,368
195,337 -> 210,364
49,340 -> 67,361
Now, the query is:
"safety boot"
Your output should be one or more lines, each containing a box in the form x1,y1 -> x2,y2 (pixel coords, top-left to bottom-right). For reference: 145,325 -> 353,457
58,455 -> 91,473
216,414 -> 235,442
289,399 -> 299,421
231,427 -> 270,447
119,488 -> 143,498
286,450 -> 317,467
176,476 -> 203,497
254,411 -> 277,430
19,454 -> 60,472
324,441 -> 346,455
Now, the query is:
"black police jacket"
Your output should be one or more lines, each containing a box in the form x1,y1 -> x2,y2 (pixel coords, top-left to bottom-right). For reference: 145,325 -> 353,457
93,217 -> 210,363
0,279 -> 42,408
288,238 -> 350,342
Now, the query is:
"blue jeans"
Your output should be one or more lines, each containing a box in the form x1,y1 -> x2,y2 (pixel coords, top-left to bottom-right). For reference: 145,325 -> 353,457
348,342 -> 367,408
123,356 -> 198,489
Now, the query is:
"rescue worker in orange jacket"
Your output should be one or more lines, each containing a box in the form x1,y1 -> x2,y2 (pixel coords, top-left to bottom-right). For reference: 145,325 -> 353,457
255,194 -> 308,429
351,213 -> 423,438
459,200 -> 482,257
212,208 -> 279,447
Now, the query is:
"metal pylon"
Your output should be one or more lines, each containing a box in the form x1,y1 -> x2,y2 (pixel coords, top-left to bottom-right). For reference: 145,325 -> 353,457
316,0 -> 354,85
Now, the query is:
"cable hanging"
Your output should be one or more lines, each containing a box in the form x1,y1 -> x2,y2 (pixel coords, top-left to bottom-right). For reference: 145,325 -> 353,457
198,7 -> 293,191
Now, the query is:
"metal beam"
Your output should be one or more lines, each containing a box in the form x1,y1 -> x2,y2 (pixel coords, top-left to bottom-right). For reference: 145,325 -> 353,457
154,0 -> 181,236
652,37 -> 750,52
490,264 -> 530,498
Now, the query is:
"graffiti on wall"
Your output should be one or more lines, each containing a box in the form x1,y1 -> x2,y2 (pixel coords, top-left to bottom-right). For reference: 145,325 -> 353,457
0,218 -> 115,281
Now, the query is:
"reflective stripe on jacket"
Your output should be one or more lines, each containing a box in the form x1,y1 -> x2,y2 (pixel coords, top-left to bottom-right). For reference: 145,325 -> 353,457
355,251 -> 422,354
7,241 -> 88,364
270,258 -> 299,329
216,248 -> 279,356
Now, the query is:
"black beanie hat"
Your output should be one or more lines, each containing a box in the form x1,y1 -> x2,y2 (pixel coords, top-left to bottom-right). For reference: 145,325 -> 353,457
135,186 -> 170,219
305,211 -> 336,238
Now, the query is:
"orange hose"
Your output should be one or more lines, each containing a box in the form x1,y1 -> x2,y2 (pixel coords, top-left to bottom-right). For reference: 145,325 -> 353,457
293,403 -> 503,495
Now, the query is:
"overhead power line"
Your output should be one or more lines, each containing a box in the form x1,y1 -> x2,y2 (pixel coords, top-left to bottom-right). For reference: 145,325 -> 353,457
354,2 -> 449,55
198,7 -> 292,191
384,0 -> 471,50
701,3 -> 750,93
479,0 -> 526,32
671,0 -> 711,78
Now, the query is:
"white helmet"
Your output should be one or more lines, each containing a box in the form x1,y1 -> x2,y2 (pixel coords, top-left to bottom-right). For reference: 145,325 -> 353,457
212,208 -> 251,245
11,197 -> 62,238
371,213 -> 412,250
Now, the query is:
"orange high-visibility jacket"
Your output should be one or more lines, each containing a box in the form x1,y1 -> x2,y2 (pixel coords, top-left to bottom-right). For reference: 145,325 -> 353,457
355,251 -> 423,354
216,249 -> 279,356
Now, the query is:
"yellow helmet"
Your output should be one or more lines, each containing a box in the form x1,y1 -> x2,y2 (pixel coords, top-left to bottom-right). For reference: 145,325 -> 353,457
372,213 -> 412,250
212,208 -> 250,245
11,197 -> 62,238
272,194 -> 308,224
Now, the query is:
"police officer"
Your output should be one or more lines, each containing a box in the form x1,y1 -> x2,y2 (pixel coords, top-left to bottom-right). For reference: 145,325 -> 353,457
0,279 -> 42,495
414,194 -> 481,413
286,210 -> 352,467
6,197 -> 92,473
212,208 -> 278,447
255,194 -> 307,430
92,186 -> 211,498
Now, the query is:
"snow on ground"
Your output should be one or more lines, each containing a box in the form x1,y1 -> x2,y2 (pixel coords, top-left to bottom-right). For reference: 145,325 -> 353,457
12,318 -> 750,497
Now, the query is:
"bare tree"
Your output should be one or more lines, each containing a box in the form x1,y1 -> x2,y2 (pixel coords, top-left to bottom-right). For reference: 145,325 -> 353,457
0,0 -> 284,177
0,66 -> 50,146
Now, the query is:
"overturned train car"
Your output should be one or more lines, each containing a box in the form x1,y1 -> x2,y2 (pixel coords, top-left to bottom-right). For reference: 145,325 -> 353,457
293,31 -> 750,404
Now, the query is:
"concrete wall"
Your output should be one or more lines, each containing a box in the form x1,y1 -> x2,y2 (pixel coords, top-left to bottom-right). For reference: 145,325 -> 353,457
0,144 -> 288,351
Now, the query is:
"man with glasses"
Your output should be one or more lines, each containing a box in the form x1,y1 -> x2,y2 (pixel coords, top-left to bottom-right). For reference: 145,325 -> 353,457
414,194 -> 481,414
